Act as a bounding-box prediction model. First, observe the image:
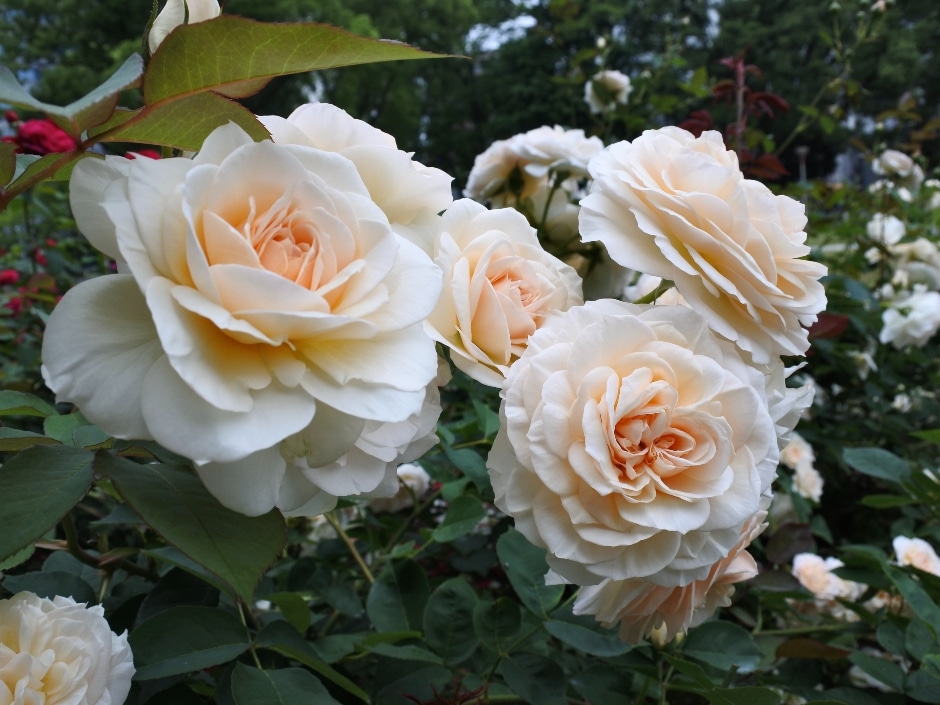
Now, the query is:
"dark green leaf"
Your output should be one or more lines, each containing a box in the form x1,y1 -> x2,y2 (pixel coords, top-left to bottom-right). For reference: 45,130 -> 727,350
683,622 -> 763,674
254,621 -> 369,703
2,570 -> 96,604
129,606 -> 250,680
231,664 -> 341,705
423,578 -> 478,665
430,495 -> 485,543
571,665 -> 635,705
913,429 -> 940,444
473,597 -> 522,654
876,622 -> 906,656
843,447 -> 910,483
0,390 -> 57,417
472,399 -> 501,438
97,455 -> 286,603
907,617 -> 938,661
44,414 -> 84,444
0,428 -> 59,451
861,494 -> 915,508
97,93 -> 269,151
366,642 -> 443,665
0,445 -> 93,562
496,529 -> 563,618
266,592 -> 311,635
848,650 -> 906,692
135,568 -> 220,626
500,654 -> 567,705
705,686 -> 783,705
908,669 -> 940,704
443,443 -> 491,493
887,567 -> 940,639
144,17 -> 450,103
544,615 -> 631,657
366,559 -> 429,633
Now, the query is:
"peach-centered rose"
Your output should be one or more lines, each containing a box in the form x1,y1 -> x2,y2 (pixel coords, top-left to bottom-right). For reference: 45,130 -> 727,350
487,300 -> 778,587
579,127 -> 827,364
574,504 -> 767,644
425,199 -> 583,386
42,120 -> 442,516
893,536 -> 940,576
0,592 -> 134,705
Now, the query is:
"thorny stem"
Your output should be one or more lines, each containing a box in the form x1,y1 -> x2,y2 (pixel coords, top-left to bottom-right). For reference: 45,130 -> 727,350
325,511 -> 375,584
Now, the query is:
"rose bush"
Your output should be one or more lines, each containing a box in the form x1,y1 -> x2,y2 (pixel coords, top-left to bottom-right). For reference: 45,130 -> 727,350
425,198 -> 583,386
0,592 -> 134,705
41,119 -> 443,516
579,127 -> 827,365
487,299 -> 779,587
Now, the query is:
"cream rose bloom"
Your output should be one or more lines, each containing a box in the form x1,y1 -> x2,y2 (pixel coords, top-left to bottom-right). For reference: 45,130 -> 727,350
426,198 -> 583,386
574,503 -> 766,644
42,121 -> 443,516
0,592 -> 134,705
148,0 -> 221,53
893,536 -> 940,575
873,149 -> 924,192
584,69 -> 632,115
260,103 -> 453,255
488,300 -> 778,587
579,127 -> 827,365
866,213 -> 906,246
879,285 -> 940,349
791,553 -> 866,606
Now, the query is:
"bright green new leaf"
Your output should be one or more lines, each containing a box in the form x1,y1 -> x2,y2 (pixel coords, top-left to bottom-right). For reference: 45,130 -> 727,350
96,92 -> 269,151
366,559 -> 429,633
423,578 -> 479,665
97,454 -> 286,603
129,606 -> 250,680
231,664 -> 342,705
0,445 -> 94,562
496,529 -> 563,618
144,17 -> 451,104
0,54 -> 143,136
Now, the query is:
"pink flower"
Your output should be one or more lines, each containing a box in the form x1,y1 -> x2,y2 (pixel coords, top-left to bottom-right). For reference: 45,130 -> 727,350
0,269 -> 20,286
4,118 -> 76,155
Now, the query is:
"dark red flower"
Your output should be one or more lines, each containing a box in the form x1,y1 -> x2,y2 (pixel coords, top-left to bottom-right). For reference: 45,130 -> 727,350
0,270 -> 19,286
34,250 -> 47,267
5,296 -> 23,315
126,149 -> 162,160
7,119 -> 76,155
4,110 -> 19,124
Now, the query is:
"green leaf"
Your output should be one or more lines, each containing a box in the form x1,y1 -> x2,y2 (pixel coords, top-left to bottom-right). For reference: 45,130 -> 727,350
843,447 -> 910,483
254,620 -> 369,703
423,578 -> 479,665
849,650 -> 906,692
473,597 -> 522,654
705,686 -> 783,705
0,54 -> 143,136
0,142 -> 15,186
44,414 -> 84,444
861,494 -> 915,508
129,606 -> 250,680
266,592 -> 311,635
571,665 -> 635,705
877,622 -> 906,657
908,669 -> 940,704
0,445 -> 93,562
683,622 -> 763,674
496,529 -> 563,618
906,617 -> 938,660
430,495 -> 485,543
366,642 -> 443,665
97,454 -> 286,603
2,570 -> 96,604
912,429 -> 940,444
887,567 -> 940,639
231,664 -> 341,705
144,17 -> 450,103
8,153 -> 73,191
136,567 -> 220,626
366,559 -> 429,633
472,399 -> 501,438
500,654 -> 567,705
96,92 -> 269,151
544,607 -> 632,657
0,545 -> 35,572
443,443 -> 492,493
8,395 -> 72,423
0,428 -> 60,451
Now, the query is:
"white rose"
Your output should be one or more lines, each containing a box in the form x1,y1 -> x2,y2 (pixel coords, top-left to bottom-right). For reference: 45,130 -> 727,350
848,350 -> 878,380
780,431 -> 814,471
873,149 -> 924,191
260,103 -> 453,255
891,238 -> 940,291
0,592 -> 134,705
791,553 -> 865,602
426,199 -> 583,386
879,285 -> 940,349
488,300 -> 778,587
893,536 -> 940,576
574,503 -> 766,644
580,127 -> 827,365
866,213 -> 906,245
43,121 -> 443,516
511,125 -> 604,180
148,0 -> 221,53
793,461 -> 824,503
584,69 -> 632,115
368,462 -> 433,514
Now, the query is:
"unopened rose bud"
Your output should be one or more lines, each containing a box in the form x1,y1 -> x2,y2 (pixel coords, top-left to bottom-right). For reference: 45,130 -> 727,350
4,110 -> 18,124
148,0 -> 221,54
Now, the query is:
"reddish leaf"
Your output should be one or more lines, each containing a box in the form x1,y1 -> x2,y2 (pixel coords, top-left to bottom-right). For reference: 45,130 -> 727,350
776,638 -> 852,660
808,313 -> 849,340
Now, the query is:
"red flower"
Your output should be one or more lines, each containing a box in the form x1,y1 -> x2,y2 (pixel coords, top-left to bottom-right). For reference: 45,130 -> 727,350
5,297 -> 23,315
4,110 -> 19,124
5,118 -> 76,155
34,250 -> 47,266
0,270 -> 19,286
126,149 -> 162,160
